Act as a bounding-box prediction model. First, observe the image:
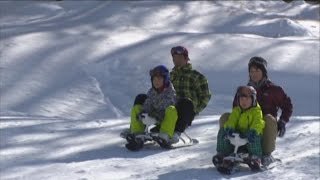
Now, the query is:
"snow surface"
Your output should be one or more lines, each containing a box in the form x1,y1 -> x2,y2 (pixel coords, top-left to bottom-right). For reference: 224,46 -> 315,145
0,1 -> 319,180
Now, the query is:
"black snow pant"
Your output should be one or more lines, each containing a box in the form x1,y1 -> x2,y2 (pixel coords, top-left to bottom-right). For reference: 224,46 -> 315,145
134,94 -> 148,105
174,98 -> 196,133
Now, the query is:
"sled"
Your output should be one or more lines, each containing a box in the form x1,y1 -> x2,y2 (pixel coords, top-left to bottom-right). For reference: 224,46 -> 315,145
120,114 -> 198,150
215,133 -> 281,175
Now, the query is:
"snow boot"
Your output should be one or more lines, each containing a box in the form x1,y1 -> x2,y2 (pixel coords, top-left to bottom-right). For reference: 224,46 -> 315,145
170,132 -> 181,144
245,155 -> 262,171
262,154 -> 275,167
212,153 -> 225,167
217,159 -> 237,175
153,133 -> 172,149
120,128 -> 130,139
125,133 -> 144,151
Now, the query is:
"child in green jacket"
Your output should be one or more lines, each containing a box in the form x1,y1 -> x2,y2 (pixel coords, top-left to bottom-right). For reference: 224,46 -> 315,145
212,86 -> 265,170
125,65 -> 178,151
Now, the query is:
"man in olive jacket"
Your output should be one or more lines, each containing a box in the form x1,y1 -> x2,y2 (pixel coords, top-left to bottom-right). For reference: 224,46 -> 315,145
170,46 -> 211,133
133,46 -> 211,134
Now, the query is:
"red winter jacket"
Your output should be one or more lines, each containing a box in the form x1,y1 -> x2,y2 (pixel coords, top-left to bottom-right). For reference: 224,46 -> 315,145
233,80 -> 293,123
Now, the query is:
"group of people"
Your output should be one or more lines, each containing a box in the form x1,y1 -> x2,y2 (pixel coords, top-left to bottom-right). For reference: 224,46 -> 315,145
124,45 -> 293,169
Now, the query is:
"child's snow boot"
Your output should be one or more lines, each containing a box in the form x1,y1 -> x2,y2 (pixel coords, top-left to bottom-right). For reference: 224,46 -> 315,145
212,153 -> 225,167
170,132 -> 181,144
245,155 -> 262,171
217,158 -> 236,174
125,133 -> 144,151
154,132 -> 172,149
120,128 -> 130,139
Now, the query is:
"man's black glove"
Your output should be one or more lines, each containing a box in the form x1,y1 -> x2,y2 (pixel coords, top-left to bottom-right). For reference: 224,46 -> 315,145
277,119 -> 286,137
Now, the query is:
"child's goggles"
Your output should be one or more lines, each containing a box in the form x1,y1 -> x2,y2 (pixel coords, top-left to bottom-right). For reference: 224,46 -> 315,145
238,93 -> 251,98
149,69 -> 167,77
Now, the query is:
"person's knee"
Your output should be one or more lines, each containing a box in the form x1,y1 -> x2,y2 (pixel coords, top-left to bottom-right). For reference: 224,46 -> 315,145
264,114 -> 278,132
134,94 -> 148,105
176,98 -> 194,111
165,105 -> 178,118
219,112 -> 230,128
264,114 -> 277,125
131,104 -> 143,118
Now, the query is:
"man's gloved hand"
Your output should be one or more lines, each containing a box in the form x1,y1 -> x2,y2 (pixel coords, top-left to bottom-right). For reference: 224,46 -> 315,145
277,119 -> 286,137
247,129 -> 257,143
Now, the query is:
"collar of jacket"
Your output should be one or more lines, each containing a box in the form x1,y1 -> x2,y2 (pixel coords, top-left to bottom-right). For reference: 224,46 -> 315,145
172,63 -> 192,72
153,86 -> 165,93
248,78 -> 269,89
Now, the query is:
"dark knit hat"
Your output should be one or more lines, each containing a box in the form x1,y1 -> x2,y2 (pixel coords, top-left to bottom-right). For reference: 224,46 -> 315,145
248,56 -> 268,78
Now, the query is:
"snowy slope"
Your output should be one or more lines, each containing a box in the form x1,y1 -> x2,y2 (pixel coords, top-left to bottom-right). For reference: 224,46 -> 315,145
0,1 -> 319,180
1,115 -> 319,180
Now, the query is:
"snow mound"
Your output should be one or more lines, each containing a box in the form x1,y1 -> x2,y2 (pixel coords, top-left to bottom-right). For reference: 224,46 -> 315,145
239,18 -> 315,38
0,2 -> 65,26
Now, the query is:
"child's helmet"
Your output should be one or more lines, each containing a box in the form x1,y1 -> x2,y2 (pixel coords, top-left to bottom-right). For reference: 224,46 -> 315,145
149,65 -> 170,87
236,86 -> 257,107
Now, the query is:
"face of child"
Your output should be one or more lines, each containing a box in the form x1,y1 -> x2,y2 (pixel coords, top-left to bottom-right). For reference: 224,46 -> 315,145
249,66 -> 263,83
239,94 -> 253,110
152,75 -> 164,89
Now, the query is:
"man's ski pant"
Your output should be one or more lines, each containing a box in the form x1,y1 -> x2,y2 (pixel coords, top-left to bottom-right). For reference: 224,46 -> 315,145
174,98 -> 196,133
219,113 -> 278,156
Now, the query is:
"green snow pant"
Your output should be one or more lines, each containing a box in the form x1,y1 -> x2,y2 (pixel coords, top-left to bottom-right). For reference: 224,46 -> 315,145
216,128 -> 263,157
130,105 -> 178,137
219,112 -> 277,156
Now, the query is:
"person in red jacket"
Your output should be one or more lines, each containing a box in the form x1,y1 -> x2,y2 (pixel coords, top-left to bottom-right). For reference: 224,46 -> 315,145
219,56 -> 293,166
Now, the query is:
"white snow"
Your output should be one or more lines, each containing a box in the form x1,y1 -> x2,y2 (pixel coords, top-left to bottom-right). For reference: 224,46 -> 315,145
0,1 -> 319,180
